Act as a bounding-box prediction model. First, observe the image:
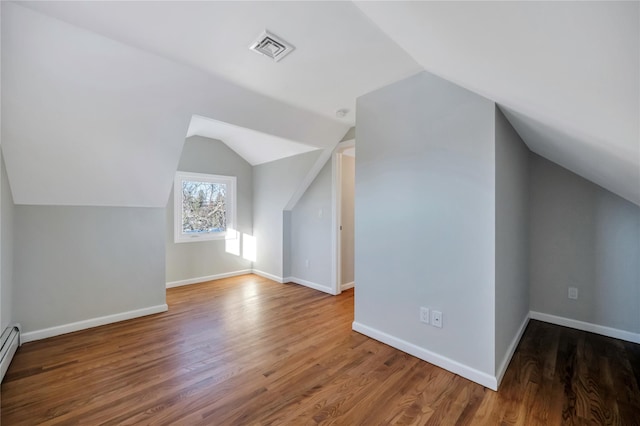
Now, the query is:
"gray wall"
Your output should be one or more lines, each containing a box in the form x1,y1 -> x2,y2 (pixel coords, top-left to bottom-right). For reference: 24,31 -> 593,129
355,71 -> 497,375
289,160 -> 333,287
495,107 -> 530,372
1,151 -> 14,330
253,150 -> 320,279
341,155 -> 355,285
166,136 -> 253,283
13,206 -> 166,333
529,153 -> 640,333
341,127 -> 356,142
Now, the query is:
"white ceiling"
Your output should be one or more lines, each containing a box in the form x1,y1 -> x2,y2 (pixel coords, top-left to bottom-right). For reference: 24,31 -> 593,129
354,1 -> 639,205
2,3 -> 348,207
11,1 -> 640,206
186,116 -> 319,166
19,1 -> 423,126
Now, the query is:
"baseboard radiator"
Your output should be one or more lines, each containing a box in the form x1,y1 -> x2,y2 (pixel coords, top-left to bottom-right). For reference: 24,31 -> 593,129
0,324 -> 21,382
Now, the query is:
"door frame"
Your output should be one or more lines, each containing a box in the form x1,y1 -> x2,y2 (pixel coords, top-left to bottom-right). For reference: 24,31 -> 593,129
331,139 -> 355,295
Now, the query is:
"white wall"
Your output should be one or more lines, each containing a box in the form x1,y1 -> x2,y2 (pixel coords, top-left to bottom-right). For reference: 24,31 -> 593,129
494,106 -> 530,376
1,3 -> 347,338
253,151 -> 321,280
529,153 -> 640,334
13,206 -> 167,336
289,161 -> 333,290
1,151 -> 13,331
354,71 -> 497,383
1,2 -> 348,207
166,136 -> 253,284
282,127 -> 355,292
340,155 -> 355,286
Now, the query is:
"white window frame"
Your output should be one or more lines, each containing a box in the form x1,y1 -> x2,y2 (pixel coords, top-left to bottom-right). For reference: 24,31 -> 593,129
174,171 -> 237,243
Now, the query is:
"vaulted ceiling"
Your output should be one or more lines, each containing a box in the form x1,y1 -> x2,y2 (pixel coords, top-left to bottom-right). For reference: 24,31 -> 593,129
4,1 -> 639,206
355,1 -> 639,206
17,1 -> 423,125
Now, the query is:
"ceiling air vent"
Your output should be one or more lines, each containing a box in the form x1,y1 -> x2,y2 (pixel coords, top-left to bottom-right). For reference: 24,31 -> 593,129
249,30 -> 295,62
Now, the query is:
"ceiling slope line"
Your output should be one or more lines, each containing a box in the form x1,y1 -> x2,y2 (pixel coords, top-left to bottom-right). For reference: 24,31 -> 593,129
354,1 -> 639,207
284,128 -> 354,212
284,145 -> 337,213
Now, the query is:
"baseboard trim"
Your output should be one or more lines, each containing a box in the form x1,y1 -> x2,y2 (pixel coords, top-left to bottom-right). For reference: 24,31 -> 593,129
496,314 -> 529,388
21,304 -> 168,343
529,311 -> 640,344
251,269 -> 284,283
352,321 -> 497,390
341,281 -> 355,291
284,277 -> 333,295
166,270 -> 253,288
168,270 -> 339,296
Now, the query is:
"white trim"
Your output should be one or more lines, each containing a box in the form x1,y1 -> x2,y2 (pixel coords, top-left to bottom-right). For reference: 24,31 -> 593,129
530,311 -> 640,344
341,281 -> 355,291
166,270 -> 252,288
174,171 -> 237,243
330,139 -> 355,296
285,276 -> 333,295
352,321 -> 498,390
496,314 -> 529,387
21,304 -> 168,343
331,150 -> 342,295
252,269 -> 284,283
337,139 -> 355,150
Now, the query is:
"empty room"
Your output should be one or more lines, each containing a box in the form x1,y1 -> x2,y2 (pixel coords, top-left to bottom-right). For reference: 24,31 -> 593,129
0,1 -> 638,424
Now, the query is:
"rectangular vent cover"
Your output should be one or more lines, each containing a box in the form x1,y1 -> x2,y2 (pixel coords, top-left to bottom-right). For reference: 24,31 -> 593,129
249,30 -> 295,62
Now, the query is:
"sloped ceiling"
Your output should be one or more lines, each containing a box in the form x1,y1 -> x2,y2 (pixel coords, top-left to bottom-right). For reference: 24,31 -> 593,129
1,3 -> 348,207
4,1 -> 638,207
18,0 -> 423,126
186,116 -> 319,166
355,1 -> 640,206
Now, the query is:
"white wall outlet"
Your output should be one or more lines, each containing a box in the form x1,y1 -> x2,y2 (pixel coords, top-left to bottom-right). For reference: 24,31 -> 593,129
305,259 -> 310,268
431,310 -> 443,328
419,307 -> 430,324
568,287 -> 578,300
318,208 -> 323,219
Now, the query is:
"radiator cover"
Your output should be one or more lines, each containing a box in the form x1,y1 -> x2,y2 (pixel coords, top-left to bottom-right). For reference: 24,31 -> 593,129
0,325 -> 21,382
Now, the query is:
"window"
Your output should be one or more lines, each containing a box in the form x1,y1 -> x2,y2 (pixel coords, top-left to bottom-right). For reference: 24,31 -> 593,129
174,171 -> 236,243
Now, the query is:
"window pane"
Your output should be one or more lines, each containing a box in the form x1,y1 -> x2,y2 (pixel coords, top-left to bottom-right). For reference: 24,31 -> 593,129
181,180 -> 227,234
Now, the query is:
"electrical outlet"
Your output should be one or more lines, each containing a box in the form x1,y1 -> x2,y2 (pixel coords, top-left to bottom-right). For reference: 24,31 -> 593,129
305,259 -> 310,268
419,307 -> 430,324
431,310 -> 443,328
568,287 -> 578,300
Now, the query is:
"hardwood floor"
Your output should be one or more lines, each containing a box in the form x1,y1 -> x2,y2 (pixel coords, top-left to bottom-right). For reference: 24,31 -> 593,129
2,274 -> 639,425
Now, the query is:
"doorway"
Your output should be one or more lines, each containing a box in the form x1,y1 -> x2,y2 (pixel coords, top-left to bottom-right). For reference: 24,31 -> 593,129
331,140 -> 355,294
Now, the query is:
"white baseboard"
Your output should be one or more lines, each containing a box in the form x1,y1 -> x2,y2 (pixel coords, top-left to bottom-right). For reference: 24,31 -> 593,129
529,311 -> 640,344
284,277 -> 333,295
21,304 -> 168,343
341,281 -> 355,291
251,269 -> 284,283
496,314 -> 529,387
352,321 -> 498,390
167,270 -> 338,298
166,270 -> 252,288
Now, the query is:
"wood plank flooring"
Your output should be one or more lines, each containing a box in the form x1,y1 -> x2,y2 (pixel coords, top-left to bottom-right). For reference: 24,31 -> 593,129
2,274 -> 639,425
